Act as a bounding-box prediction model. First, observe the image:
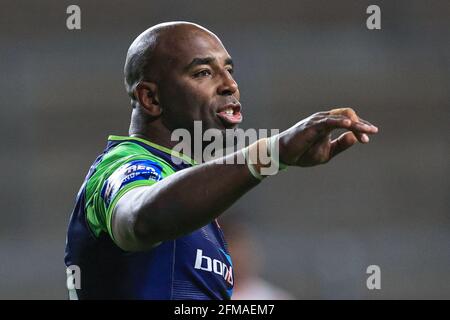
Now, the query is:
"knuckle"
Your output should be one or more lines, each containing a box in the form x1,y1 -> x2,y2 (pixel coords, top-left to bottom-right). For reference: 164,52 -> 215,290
344,107 -> 355,114
344,107 -> 358,119
331,107 -> 356,118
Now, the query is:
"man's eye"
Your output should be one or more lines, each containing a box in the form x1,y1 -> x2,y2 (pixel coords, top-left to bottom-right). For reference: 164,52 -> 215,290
193,70 -> 211,78
227,68 -> 234,75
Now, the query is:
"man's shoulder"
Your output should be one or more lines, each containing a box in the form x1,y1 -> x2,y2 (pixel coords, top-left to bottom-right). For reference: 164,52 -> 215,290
82,138 -> 176,237
89,139 -> 175,187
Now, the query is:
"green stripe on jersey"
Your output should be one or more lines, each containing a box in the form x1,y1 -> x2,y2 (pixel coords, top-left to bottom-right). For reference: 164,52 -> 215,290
85,141 -> 176,238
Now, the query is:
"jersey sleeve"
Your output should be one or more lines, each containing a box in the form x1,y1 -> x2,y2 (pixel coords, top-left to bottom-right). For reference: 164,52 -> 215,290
85,153 -> 175,241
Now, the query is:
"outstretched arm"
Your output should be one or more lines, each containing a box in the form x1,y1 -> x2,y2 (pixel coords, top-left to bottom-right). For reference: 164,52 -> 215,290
112,107 -> 378,251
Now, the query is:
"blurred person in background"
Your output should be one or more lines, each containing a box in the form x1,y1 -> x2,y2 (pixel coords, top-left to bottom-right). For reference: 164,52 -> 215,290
220,218 -> 295,300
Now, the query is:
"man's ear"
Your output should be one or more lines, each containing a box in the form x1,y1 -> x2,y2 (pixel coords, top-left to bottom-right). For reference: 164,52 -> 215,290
134,81 -> 162,117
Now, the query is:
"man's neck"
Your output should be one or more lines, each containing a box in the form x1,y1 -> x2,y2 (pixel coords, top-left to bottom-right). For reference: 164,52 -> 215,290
128,108 -> 179,151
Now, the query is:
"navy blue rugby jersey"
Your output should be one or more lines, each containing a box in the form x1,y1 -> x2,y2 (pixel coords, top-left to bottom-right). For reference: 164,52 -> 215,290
65,135 -> 233,299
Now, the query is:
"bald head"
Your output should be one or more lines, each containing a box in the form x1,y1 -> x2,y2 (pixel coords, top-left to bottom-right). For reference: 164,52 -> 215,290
125,21 -> 240,137
124,22 -> 222,101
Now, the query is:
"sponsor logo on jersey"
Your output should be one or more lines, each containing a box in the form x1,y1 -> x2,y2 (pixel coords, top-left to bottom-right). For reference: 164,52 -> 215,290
194,249 -> 233,285
101,159 -> 163,205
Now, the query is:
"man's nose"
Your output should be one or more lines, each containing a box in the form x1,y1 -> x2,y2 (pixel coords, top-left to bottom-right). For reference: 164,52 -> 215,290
217,72 -> 238,96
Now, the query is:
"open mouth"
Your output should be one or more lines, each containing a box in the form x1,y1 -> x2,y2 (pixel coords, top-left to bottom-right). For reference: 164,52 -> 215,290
216,103 -> 243,126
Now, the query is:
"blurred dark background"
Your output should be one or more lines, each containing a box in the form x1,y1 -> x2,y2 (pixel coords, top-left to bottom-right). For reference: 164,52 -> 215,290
0,0 -> 448,299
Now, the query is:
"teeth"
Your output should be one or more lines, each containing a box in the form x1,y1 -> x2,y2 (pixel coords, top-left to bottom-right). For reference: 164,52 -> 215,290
224,108 -> 233,115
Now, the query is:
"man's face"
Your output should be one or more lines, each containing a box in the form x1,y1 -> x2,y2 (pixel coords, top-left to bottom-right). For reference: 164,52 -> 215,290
156,28 -> 242,135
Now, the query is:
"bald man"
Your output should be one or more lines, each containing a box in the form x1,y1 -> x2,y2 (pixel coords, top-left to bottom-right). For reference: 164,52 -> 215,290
64,22 -> 378,300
